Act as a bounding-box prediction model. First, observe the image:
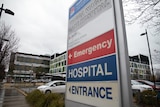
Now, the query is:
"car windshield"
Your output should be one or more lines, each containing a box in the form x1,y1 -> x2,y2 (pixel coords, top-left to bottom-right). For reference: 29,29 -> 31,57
131,80 -> 143,85
142,80 -> 154,85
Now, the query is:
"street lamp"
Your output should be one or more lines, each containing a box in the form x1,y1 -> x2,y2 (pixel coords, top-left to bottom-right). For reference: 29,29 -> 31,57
140,29 -> 155,88
0,4 -> 14,19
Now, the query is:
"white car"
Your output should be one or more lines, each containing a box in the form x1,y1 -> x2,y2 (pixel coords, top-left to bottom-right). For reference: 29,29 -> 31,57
37,80 -> 66,94
131,80 -> 153,93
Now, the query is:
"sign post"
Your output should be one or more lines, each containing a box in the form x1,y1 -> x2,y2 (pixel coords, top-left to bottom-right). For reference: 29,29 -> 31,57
66,0 -> 132,107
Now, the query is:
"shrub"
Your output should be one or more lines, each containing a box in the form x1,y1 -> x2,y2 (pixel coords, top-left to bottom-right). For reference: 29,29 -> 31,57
26,90 -> 45,107
135,90 -> 157,106
26,90 -> 65,107
45,93 -> 64,107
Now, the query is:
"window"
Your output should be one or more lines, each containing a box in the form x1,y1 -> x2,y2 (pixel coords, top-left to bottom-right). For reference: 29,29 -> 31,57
60,82 -> 65,85
54,82 -> 65,86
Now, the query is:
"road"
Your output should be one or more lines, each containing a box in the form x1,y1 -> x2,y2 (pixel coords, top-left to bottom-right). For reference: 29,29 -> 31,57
0,86 -> 30,107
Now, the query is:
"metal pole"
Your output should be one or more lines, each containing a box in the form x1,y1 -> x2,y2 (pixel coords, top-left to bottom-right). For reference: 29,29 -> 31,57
0,4 -> 4,18
145,29 -> 156,88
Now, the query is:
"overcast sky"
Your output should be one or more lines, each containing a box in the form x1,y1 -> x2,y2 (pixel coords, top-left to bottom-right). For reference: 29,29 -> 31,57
0,0 -> 76,55
0,0 -> 159,68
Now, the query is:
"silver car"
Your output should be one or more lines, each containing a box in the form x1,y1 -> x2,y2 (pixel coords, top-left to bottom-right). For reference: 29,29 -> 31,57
37,80 -> 66,94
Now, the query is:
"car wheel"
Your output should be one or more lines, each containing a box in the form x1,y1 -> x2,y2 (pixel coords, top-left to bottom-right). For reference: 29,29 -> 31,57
45,90 -> 51,94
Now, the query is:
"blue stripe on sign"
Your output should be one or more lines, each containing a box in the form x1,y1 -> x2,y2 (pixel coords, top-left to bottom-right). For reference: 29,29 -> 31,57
67,55 -> 118,81
69,0 -> 90,19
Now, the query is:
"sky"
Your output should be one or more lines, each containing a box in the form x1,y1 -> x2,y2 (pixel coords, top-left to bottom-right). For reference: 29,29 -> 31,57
0,0 -> 159,68
0,0 -> 76,55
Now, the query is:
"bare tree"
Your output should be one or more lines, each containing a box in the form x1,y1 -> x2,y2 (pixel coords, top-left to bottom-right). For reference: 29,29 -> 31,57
123,0 -> 160,68
0,22 -> 19,73
155,69 -> 160,81
153,48 -> 160,64
123,0 -> 160,35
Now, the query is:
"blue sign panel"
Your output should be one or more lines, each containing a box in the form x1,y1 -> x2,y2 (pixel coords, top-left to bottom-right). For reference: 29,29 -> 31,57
67,54 -> 117,81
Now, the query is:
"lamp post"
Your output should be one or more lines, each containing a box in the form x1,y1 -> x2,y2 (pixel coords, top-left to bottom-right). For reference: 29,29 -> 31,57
0,4 -> 14,19
0,3 -> 14,50
0,3 -> 14,49
140,29 -> 155,88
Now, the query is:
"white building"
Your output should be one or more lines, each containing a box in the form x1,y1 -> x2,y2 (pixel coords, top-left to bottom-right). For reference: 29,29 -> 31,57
9,52 -> 50,81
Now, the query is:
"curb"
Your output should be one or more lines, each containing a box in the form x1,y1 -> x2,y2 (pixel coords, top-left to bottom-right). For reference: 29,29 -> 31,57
15,87 -> 28,96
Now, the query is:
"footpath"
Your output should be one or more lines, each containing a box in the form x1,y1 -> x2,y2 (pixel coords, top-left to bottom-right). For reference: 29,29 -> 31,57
0,83 -> 30,107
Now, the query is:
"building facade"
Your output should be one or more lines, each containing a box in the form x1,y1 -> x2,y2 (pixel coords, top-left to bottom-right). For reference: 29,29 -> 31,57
8,51 -> 151,81
9,52 -> 50,81
49,52 -> 151,80
129,54 -> 151,80
49,51 -> 66,77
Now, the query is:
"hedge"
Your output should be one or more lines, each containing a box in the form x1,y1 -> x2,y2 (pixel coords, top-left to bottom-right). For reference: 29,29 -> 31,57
26,90 -> 64,107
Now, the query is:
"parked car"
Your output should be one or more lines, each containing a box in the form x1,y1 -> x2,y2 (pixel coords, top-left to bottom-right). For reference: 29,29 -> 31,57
155,82 -> 160,85
131,80 -> 153,94
37,80 -> 66,94
136,80 -> 160,90
31,79 -> 38,83
11,79 -> 15,83
41,79 -> 51,83
24,79 -> 32,82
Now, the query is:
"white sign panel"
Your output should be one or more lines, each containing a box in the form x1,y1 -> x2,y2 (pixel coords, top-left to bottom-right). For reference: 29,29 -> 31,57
67,82 -> 119,107
66,0 -> 121,107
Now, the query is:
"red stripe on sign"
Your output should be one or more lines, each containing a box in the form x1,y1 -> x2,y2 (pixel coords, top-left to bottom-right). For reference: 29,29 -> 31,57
68,29 -> 115,65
